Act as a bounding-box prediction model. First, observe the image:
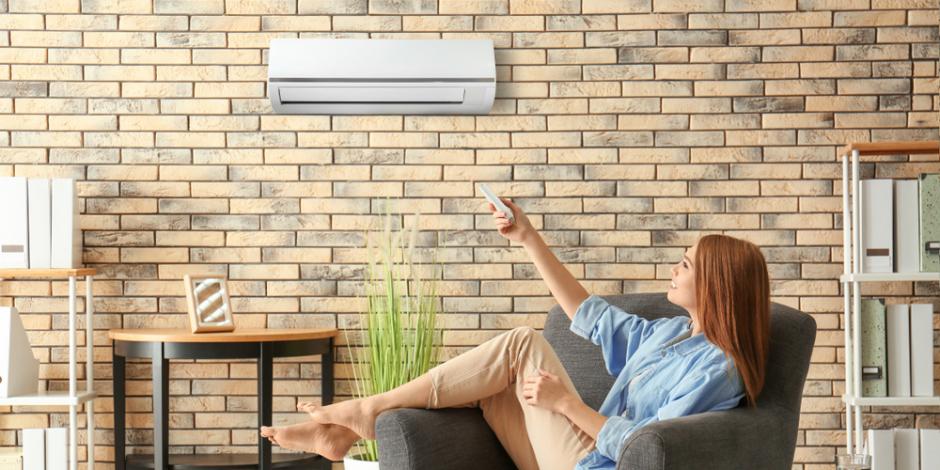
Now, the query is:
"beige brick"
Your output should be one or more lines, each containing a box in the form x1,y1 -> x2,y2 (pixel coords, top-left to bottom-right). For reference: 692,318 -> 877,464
834,10 -> 906,26
332,15 -> 401,31
514,32 -> 584,48
729,29 -> 800,45
193,15 -> 260,31
689,46 -> 759,63
653,0 -> 721,12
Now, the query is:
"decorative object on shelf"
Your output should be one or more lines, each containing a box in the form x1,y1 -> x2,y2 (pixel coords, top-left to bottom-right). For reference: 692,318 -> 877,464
920,173 -> 940,272
0,307 -> 39,398
344,204 -> 442,467
183,275 -> 235,333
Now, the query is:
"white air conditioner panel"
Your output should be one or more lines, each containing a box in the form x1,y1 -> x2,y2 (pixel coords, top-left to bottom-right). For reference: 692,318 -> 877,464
268,39 -> 495,115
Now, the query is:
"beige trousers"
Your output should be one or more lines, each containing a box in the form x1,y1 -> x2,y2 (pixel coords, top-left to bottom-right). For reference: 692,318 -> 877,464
425,326 -> 596,470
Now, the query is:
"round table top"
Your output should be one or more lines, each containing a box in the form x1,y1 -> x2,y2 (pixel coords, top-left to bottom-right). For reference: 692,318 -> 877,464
108,328 -> 338,343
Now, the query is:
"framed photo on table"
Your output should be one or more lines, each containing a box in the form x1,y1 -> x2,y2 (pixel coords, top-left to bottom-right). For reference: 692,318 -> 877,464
182,275 -> 235,333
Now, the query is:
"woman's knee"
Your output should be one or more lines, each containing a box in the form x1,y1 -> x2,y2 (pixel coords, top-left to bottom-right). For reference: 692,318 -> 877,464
508,326 -> 537,341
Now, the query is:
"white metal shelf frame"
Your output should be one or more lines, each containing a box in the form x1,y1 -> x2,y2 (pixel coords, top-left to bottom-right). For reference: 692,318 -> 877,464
0,269 -> 97,470
839,142 -> 940,456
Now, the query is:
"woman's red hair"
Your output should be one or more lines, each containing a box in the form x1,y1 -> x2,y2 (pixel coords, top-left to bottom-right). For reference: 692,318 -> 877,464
694,234 -> 771,407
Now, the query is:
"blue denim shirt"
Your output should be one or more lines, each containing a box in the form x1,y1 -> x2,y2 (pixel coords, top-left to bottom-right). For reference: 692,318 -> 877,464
570,295 -> 745,470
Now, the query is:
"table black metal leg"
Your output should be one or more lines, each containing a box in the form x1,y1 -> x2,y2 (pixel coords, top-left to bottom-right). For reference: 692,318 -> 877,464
113,351 -> 126,470
259,342 -> 273,470
322,338 -> 334,405
152,342 -> 169,470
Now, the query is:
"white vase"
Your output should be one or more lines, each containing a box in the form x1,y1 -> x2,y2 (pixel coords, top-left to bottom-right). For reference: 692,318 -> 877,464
343,453 -> 380,470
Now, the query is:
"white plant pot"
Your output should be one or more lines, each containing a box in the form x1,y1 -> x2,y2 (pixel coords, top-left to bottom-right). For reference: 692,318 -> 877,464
343,453 -> 380,470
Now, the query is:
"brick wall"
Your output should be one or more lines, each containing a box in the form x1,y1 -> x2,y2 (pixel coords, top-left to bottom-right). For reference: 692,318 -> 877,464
0,0 -> 938,468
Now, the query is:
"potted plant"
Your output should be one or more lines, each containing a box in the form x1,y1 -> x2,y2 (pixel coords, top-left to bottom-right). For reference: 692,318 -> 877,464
342,206 -> 442,469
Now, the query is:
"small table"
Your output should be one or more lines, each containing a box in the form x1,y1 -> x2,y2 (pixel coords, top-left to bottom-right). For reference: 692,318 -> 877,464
109,328 -> 338,470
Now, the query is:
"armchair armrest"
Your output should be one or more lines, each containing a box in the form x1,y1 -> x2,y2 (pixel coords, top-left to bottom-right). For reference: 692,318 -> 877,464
618,407 -> 792,470
375,408 -> 516,470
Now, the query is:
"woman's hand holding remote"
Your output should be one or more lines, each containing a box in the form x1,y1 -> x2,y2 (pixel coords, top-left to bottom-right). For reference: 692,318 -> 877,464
489,197 -> 535,244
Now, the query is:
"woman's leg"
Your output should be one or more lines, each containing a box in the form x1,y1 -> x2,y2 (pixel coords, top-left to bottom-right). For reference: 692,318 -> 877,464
308,326 -> 595,468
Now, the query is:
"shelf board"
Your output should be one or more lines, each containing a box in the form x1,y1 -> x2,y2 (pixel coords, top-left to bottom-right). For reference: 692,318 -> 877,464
125,453 -> 324,469
839,140 -> 940,156
844,395 -> 940,407
0,390 -> 97,407
0,268 -> 96,279
840,272 -> 940,283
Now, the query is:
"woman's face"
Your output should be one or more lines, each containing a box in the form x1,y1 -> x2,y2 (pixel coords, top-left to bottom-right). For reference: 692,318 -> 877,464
667,243 -> 698,318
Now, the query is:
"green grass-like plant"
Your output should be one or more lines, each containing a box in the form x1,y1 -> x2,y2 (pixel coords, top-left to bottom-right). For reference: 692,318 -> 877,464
345,205 -> 442,462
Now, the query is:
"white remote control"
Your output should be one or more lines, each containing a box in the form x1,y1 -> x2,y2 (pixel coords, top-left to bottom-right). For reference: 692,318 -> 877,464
479,183 -> 514,224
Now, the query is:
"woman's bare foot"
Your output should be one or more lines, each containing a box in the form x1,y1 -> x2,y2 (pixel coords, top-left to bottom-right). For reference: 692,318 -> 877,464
259,421 -> 359,461
297,401 -> 318,415
308,398 -> 379,440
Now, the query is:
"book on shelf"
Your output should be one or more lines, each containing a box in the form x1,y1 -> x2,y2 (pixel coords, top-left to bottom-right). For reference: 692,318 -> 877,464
910,303 -> 935,397
859,300 -> 935,400
50,178 -> 82,269
860,179 -> 894,273
45,427 -> 67,470
22,428 -> 44,470
922,429 -> 940,469
0,177 -> 29,269
867,429 -> 894,470
894,179 -> 920,273
886,304 -> 911,397
861,298 -> 888,397
27,178 -> 52,269
920,173 -> 940,273
894,428 -> 918,470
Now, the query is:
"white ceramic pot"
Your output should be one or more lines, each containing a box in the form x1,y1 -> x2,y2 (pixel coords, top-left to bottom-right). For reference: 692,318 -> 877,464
343,454 -> 380,470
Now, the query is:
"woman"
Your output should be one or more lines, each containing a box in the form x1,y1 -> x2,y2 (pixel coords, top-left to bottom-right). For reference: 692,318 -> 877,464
261,198 -> 771,470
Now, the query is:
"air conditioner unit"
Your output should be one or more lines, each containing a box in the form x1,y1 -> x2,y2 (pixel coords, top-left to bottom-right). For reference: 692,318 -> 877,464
268,39 -> 496,115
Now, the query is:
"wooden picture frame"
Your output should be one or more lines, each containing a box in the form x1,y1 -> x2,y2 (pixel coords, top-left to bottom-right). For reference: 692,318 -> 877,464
183,275 -> 235,333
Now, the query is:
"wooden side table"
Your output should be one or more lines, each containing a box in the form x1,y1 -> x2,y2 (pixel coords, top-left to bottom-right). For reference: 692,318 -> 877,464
108,328 -> 338,470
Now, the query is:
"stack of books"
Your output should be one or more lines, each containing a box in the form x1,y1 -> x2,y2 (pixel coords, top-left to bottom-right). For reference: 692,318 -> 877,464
860,300 -> 934,398
867,428 -> 940,470
0,177 -> 81,269
22,428 -> 67,470
859,174 -> 940,273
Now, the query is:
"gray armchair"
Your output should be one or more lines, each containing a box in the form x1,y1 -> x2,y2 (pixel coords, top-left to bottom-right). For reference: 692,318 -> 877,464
375,293 -> 817,470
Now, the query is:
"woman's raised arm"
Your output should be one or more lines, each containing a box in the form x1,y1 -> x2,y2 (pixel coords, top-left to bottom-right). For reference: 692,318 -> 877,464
490,197 -> 590,321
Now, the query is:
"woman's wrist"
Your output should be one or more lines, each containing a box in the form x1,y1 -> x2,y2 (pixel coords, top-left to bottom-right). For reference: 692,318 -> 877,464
557,394 -> 580,416
520,227 -> 540,248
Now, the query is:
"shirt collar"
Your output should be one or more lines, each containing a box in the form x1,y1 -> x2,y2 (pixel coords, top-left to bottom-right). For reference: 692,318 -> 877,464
662,324 -> 711,356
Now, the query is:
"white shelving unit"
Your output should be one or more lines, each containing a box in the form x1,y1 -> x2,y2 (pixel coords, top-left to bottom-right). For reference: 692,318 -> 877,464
0,268 -> 97,470
839,141 -> 940,455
